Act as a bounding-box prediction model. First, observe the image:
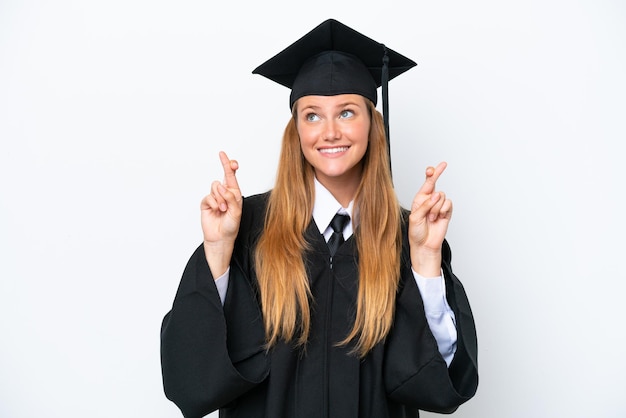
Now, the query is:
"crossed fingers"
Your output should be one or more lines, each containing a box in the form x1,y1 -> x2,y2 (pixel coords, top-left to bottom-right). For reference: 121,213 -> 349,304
204,151 -> 242,212
418,161 -> 447,196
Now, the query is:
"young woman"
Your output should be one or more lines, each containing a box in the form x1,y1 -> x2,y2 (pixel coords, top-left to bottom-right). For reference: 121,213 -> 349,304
161,19 -> 478,418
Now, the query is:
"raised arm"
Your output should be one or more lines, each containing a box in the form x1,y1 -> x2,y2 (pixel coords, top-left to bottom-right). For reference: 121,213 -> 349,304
200,151 -> 243,278
408,162 -> 453,277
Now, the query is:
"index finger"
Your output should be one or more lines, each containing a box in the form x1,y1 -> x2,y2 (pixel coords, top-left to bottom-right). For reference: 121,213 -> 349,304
218,151 -> 240,190
418,161 -> 447,194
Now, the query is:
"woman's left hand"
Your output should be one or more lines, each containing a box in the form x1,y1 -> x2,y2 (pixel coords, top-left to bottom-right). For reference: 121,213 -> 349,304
408,162 -> 453,276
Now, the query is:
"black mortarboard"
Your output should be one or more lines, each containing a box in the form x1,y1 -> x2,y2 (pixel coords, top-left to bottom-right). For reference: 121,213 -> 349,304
252,19 -> 417,166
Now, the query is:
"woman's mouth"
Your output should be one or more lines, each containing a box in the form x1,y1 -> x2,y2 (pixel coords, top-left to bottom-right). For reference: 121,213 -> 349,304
319,146 -> 349,154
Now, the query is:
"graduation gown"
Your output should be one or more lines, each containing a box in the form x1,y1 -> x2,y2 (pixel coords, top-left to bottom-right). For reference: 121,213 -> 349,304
161,192 -> 478,418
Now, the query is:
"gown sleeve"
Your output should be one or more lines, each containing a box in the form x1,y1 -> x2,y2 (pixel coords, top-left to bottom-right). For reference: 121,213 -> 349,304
160,196 -> 270,418
384,237 -> 479,413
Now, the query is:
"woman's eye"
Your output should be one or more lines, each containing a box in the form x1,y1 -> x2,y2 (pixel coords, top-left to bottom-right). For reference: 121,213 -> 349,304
306,113 -> 320,122
340,110 -> 354,119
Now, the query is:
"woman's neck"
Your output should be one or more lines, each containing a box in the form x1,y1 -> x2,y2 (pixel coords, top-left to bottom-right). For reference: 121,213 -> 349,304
315,171 -> 361,208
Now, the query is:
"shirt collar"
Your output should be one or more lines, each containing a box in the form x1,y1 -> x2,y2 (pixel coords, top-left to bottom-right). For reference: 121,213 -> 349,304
313,177 -> 354,238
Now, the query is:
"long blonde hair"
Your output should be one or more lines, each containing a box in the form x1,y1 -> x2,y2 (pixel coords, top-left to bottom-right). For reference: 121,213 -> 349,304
255,100 -> 402,357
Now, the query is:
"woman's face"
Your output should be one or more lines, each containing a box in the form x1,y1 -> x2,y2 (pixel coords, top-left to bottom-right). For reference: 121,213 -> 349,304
295,94 -> 370,188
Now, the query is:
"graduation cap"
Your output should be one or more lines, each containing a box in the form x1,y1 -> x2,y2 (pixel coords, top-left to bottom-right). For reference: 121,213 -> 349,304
252,19 -> 417,169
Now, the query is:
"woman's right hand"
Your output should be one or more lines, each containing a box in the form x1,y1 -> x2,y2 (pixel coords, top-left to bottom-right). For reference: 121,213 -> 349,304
200,151 -> 243,278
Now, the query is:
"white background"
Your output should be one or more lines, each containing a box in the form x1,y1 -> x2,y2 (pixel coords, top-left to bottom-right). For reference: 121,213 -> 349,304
1,1 -> 625,417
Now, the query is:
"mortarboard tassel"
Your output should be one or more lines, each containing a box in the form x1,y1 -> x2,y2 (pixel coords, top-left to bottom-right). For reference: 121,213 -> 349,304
381,45 -> 391,175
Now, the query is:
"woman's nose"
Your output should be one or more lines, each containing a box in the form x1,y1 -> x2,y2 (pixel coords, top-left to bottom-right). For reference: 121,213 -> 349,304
322,120 -> 339,141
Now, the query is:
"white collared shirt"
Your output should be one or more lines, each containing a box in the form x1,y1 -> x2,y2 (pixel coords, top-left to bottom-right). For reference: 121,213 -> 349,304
312,177 -> 354,241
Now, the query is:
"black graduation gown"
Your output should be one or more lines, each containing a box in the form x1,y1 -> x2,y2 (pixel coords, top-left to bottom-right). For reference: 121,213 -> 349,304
161,192 -> 478,418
